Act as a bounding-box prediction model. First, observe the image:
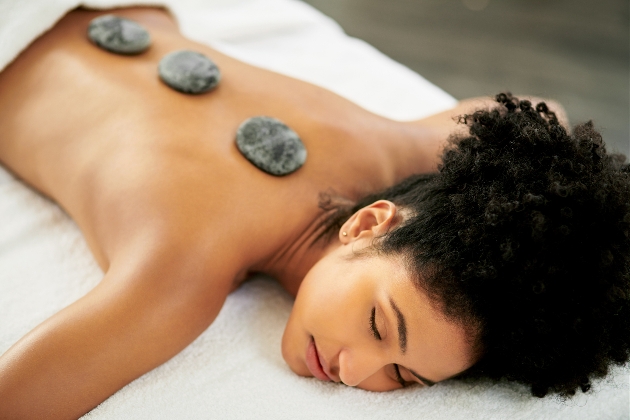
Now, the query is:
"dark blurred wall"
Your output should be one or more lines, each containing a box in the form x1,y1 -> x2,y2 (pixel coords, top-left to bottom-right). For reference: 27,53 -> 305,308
302,0 -> 630,156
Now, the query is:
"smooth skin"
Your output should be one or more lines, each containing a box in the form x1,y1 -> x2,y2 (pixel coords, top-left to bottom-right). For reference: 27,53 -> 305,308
0,6 -> 566,419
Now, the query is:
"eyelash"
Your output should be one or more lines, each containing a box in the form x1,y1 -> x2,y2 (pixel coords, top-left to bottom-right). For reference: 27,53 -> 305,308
370,307 -> 381,340
393,364 -> 406,387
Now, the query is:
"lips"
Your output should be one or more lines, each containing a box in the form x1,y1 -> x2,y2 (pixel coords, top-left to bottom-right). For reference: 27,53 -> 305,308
305,337 -> 332,381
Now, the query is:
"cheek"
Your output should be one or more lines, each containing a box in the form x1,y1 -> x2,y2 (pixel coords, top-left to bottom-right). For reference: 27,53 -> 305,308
292,265 -> 358,332
280,308 -> 309,376
280,257 -> 373,374
280,270 -> 336,375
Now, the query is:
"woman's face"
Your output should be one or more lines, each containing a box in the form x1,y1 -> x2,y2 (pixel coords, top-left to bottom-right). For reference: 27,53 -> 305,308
281,240 -> 476,391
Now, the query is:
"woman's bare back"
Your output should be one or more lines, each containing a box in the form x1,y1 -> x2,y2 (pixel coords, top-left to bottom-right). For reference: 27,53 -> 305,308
0,7 -> 434,275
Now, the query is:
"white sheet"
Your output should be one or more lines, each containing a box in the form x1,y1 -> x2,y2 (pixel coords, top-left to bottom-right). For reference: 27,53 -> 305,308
0,0 -> 627,419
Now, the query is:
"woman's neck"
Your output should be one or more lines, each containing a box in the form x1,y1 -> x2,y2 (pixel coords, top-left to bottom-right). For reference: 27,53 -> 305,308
253,208 -> 337,296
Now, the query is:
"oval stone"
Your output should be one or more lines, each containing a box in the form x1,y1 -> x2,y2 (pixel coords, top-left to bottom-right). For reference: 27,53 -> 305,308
158,50 -> 221,94
236,117 -> 307,176
87,15 -> 151,55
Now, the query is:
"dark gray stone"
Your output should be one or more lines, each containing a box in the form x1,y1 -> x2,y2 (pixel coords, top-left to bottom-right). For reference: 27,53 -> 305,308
87,15 -> 151,55
236,117 -> 307,176
158,50 -> 221,94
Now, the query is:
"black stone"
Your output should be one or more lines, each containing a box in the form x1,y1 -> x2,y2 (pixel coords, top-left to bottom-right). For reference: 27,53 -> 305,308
87,15 -> 151,55
158,50 -> 221,94
236,117 -> 307,176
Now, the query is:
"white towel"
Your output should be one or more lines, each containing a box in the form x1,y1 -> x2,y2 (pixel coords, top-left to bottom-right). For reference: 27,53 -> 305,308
0,1 -> 627,419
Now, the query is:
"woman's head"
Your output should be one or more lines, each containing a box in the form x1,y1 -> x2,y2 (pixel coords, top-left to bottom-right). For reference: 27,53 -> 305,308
282,200 -> 480,391
286,93 -> 630,397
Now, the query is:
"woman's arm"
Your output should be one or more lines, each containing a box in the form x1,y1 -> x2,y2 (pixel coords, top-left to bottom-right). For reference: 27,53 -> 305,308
0,246 -> 232,419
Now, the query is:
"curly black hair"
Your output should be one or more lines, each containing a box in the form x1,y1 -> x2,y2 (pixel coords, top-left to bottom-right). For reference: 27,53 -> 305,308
318,93 -> 630,397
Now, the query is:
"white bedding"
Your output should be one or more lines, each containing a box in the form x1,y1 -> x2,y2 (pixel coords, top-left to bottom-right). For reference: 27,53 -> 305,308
0,0 -> 627,418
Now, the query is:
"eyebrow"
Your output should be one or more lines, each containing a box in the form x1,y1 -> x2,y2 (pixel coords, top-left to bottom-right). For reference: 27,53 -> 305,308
389,298 -> 407,354
389,297 -> 437,387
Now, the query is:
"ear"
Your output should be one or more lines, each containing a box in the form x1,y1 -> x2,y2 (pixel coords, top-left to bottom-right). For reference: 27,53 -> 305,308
339,200 -> 398,243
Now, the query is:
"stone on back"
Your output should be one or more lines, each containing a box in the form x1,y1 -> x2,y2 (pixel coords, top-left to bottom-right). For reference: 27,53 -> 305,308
87,15 -> 151,55
236,117 -> 307,176
158,50 -> 221,94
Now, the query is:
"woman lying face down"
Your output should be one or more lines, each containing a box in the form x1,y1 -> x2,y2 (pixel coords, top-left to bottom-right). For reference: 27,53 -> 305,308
0,6 -> 628,418
285,94 -> 630,397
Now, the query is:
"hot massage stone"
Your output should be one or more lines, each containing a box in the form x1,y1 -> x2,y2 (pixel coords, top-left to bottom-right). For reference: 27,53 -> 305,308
158,50 -> 221,94
88,15 -> 151,55
236,117 -> 307,176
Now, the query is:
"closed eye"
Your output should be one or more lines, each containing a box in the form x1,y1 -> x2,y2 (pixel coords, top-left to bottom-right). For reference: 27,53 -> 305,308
397,365 -> 432,387
370,307 -> 381,340
370,310 -> 413,388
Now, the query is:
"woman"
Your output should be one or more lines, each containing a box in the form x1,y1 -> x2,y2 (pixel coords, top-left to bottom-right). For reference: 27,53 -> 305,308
0,6 -> 628,419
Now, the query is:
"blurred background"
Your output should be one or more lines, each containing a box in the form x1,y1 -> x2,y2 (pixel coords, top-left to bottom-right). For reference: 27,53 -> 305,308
302,0 -> 629,157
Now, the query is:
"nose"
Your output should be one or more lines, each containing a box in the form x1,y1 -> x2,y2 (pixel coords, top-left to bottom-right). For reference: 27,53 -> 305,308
336,347 -> 383,387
